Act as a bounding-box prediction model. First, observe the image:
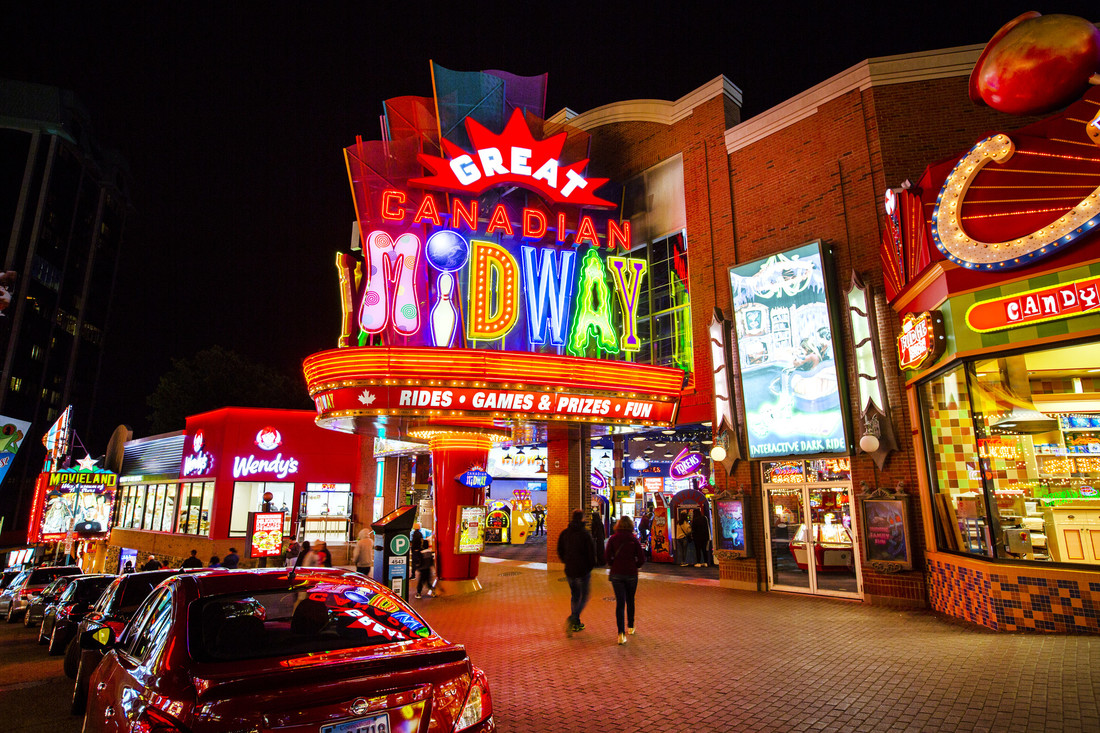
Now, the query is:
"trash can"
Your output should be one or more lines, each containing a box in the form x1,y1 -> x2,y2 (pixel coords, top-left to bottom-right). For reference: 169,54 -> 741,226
371,505 -> 417,599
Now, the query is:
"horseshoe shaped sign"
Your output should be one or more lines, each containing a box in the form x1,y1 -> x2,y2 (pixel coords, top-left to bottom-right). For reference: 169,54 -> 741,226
931,121 -> 1100,271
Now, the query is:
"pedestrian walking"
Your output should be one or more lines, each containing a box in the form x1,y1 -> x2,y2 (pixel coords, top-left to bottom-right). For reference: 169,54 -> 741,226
222,547 -> 240,569
180,549 -> 203,570
674,510 -> 693,566
122,561 -> 134,573
605,515 -> 646,645
298,541 -> 322,567
691,508 -> 711,567
411,523 -> 425,556
556,508 -> 596,635
315,541 -> 332,568
590,509 -> 607,567
534,506 -> 546,536
352,528 -> 375,576
415,537 -> 435,599
638,505 -> 653,555
141,554 -> 162,571
284,539 -> 301,568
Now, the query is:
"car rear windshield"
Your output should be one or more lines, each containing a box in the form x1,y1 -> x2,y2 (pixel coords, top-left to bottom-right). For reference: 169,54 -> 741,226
29,567 -> 80,585
73,577 -> 114,602
191,581 -> 433,662
117,575 -> 174,613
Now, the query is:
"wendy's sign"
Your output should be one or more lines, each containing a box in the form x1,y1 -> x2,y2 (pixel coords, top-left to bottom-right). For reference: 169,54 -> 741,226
669,447 -> 705,480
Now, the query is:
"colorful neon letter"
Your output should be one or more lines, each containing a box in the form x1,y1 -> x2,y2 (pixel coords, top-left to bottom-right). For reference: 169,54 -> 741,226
521,246 -> 576,347
607,256 -> 647,351
359,230 -> 422,336
467,240 -> 520,340
567,248 -> 620,356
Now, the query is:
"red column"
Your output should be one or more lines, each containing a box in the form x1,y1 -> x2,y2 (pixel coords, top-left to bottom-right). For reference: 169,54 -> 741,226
429,433 -> 490,591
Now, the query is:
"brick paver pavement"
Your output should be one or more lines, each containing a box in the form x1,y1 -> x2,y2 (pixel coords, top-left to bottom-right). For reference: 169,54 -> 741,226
407,557 -> 1100,732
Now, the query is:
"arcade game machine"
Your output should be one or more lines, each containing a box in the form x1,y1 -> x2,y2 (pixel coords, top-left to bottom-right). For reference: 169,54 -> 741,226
613,486 -> 636,522
509,489 -> 534,545
484,501 -> 510,544
650,492 -> 673,563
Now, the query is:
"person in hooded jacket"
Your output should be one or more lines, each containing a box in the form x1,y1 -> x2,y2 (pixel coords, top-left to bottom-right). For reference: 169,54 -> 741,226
590,509 -> 607,567
556,508 -> 596,635
352,527 -> 375,576
691,508 -> 712,567
605,516 -> 646,645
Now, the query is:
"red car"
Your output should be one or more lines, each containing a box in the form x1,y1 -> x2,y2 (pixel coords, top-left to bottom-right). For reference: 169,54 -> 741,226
81,567 -> 494,732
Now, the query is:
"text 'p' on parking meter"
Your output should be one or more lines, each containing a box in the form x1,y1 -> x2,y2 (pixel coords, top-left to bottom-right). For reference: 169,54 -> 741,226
371,504 -> 417,600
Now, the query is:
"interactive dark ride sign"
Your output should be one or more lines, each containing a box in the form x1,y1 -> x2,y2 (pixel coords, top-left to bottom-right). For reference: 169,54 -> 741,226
306,106 -> 683,429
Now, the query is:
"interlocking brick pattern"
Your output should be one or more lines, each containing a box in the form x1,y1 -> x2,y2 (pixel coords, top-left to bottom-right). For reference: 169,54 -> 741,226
416,558 -> 1100,732
929,556 -> 1100,634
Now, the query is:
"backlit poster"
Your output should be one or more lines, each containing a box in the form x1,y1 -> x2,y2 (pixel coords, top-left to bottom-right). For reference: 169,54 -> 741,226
456,505 -> 486,554
0,415 -> 30,489
248,511 -> 285,558
728,242 -> 849,458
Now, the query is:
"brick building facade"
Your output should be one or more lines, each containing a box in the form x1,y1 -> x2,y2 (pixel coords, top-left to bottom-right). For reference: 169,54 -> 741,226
562,43 -> 1040,608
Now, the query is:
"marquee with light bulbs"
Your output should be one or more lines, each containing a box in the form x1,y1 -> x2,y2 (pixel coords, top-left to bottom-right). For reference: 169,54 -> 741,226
305,69 -> 685,433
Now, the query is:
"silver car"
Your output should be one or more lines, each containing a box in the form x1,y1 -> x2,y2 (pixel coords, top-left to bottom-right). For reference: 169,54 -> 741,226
0,566 -> 82,622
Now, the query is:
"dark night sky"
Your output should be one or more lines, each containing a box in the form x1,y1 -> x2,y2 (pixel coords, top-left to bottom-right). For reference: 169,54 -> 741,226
2,2 -> 1095,445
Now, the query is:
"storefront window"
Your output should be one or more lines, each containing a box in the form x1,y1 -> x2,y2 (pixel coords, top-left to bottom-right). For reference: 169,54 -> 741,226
174,482 -> 213,536
230,482 -> 293,537
115,481 -> 207,536
920,343 -> 1100,566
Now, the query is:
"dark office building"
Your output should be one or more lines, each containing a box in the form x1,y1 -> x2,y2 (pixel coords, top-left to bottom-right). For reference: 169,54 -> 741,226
0,79 -> 130,542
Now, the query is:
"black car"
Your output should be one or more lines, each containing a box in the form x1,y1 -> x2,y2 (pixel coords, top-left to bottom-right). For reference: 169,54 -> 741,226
1,569 -> 21,591
23,575 -> 77,628
68,568 -> 196,713
40,574 -> 114,654
0,566 -> 82,622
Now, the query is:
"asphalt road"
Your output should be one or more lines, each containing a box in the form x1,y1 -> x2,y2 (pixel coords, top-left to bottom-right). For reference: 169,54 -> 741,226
0,616 -> 83,732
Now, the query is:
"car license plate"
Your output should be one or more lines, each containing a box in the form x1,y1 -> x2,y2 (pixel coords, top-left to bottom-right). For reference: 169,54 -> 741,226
321,713 -> 389,733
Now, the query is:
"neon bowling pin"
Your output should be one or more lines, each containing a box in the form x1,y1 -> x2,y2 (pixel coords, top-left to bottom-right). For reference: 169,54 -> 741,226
431,272 -> 458,347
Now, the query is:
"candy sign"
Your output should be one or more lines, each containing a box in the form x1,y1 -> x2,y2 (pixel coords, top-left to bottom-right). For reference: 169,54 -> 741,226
965,274 -> 1100,333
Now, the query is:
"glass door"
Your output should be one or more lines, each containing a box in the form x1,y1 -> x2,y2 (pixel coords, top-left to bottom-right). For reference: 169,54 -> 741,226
762,460 -> 862,599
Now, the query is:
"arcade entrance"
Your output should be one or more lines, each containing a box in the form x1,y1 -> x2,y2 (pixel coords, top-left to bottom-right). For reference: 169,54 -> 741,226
762,459 -> 862,599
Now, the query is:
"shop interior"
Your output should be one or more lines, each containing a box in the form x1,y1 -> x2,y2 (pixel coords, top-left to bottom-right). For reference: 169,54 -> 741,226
923,341 -> 1100,566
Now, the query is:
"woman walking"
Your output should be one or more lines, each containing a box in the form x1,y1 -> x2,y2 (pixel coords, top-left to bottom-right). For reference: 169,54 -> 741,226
691,508 -> 711,567
605,516 -> 646,645
674,510 -> 693,566
590,509 -> 607,567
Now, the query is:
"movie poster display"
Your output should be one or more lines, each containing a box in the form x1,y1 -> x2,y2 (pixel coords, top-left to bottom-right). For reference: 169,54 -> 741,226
861,496 -> 912,571
34,467 -> 117,542
248,511 -> 285,558
714,495 -> 752,557
456,505 -> 486,554
728,242 -> 849,458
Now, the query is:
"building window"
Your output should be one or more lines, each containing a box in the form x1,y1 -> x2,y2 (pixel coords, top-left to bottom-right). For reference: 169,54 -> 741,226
229,482 -> 293,537
920,341 -> 1100,566
9,377 -> 21,392
629,231 -> 693,375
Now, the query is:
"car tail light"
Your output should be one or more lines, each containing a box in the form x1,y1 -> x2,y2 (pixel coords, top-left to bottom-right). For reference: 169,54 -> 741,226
453,667 -> 492,732
129,707 -> 186,732
20,588 -> 35,597
58,603 -> 77,617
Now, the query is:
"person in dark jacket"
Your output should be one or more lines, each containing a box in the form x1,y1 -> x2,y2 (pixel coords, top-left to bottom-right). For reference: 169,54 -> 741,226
691,508 -> 711,567
605,516 -> 646,645
141,555 -> 162,572
556,508 -> 596,635
590,509 -> 607,566
180,549 -> 203,570
221,548 -> 240,569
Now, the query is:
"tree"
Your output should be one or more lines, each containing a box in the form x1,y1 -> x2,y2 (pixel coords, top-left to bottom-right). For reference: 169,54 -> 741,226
146,346 -> 311,433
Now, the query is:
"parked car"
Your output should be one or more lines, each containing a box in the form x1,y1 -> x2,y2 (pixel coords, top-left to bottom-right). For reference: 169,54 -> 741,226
81,567 -> 495,732
40,574 -> 114,654
68,568 -> 199,711
23,575 -> 77,628
1,569 -> 21,591
0,566 -> 82,622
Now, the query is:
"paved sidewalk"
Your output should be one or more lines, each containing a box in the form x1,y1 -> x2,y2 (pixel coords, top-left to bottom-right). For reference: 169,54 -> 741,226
411,557 -> 1100,733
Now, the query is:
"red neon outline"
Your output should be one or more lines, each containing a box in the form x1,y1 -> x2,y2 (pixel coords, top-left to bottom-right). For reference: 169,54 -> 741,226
556,212 -> 568,243
522,208 -> 548,240
485,204 -> 515,237
382,190 -> 406,221
412,193 -> 442,226
607,219 -> 631,250
451,198 -> 479,232
574,216 -> 600,247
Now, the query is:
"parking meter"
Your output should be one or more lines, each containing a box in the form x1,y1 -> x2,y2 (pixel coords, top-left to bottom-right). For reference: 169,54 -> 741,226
371,505 -> 417,599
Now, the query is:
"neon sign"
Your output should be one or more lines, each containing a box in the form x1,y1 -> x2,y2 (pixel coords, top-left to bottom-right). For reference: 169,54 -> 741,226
669,447 -> 705,480
411,109 -> 614,208
336,110 -> 649,359
897,310 -> 945,370
965,274 -> 1100,333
